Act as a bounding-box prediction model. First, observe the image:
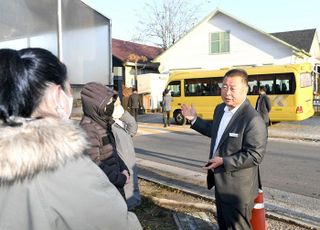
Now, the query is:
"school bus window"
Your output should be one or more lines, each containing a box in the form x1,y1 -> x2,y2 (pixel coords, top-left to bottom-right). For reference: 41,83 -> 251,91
185,77 -> 223,96
247,78 -> 258,95
255,74 -> 276,94
246,73 -> 294,95
260,80 -> 273,94
275,73 -> 295,94
185,79 -> 199,96
276,79 -> 289,93
199,83 -> 208,96
168,81 -> 181,97
247,74 -> 264,95
200,78 -> 217,96
212,78 -> 223,96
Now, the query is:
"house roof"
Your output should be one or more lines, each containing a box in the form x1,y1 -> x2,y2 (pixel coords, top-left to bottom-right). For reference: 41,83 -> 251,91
112,38 -> 163,62
271,29 -> 316,52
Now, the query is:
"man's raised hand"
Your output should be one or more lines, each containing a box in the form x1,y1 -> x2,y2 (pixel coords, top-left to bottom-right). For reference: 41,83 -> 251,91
181,104 -> 197,121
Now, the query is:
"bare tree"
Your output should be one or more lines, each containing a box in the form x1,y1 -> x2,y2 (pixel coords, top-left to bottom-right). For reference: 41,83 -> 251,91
134,0 -> 203,50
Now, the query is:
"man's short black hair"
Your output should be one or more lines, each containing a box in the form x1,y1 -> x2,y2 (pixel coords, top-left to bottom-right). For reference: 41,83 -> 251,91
224,68 -> 248,85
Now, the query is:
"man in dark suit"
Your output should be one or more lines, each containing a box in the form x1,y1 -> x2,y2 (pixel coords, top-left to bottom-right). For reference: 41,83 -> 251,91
182,69 -> 267,229
128,89 -> 142,121
255,86 -> 272,127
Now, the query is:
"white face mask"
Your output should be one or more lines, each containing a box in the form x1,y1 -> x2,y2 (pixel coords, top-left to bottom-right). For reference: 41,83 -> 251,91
112,97 -> 124,119
57,88 -> 73,119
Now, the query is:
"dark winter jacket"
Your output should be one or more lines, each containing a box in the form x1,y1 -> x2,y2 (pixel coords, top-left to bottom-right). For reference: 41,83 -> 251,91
255,94 -> 272,126
80,82 -> 129,198
128,92 -> 141,109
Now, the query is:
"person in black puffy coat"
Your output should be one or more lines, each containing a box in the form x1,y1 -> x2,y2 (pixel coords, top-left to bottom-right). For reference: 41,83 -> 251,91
80,82 -> 130,199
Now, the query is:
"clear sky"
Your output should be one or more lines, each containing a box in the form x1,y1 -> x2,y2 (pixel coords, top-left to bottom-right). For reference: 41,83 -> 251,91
82,0 -> 320,43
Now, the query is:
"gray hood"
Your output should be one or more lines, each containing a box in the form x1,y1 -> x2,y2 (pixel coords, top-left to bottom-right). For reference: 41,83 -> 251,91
81,82 -> 118,128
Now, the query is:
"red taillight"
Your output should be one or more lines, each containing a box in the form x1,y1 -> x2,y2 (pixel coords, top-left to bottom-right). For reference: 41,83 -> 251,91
296,106 -> 303,113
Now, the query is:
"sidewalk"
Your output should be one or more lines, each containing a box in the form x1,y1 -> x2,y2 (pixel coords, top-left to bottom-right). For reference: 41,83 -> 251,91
138,113 -> 320,142
268,116 -> 320,142
136,114 -> 320,229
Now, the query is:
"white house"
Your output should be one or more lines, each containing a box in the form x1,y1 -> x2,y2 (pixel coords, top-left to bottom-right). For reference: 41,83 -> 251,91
154,8 -> 319,74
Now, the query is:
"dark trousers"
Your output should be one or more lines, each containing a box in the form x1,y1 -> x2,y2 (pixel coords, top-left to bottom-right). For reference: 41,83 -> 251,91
163,111 -> 170,127
215,192 -> 254,230
131,108 -> 139,121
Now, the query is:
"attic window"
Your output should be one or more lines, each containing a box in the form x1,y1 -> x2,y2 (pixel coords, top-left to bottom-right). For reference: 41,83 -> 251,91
209,31 -> 230,54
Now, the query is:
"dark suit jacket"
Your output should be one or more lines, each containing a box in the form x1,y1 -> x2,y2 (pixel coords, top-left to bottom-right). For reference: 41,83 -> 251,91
255,94 -> 272,126
191,99 -> 267,205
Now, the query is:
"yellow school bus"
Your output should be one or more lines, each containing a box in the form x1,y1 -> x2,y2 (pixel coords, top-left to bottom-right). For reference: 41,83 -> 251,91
166,63 -> 314,125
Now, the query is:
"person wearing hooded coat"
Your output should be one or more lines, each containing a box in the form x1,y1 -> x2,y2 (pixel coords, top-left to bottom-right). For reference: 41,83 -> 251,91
80,82 -> 130,199
0,48 -> 142,230
112,99 -> 141,210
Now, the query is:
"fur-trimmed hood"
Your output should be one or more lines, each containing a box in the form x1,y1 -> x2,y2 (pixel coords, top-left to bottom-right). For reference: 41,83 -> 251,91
0,117 -> 88,184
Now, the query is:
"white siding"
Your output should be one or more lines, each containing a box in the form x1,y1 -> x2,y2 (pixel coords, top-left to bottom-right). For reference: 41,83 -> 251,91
125,67 -> 135,88
156,12 -> 304,73
309,34 -> 320,61
137,74 -> 168,109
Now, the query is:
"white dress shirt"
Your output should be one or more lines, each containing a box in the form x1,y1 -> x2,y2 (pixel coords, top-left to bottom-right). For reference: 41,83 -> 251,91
191,100 -> 245,158
212,100 -> 245,157
212,106 -> 234,154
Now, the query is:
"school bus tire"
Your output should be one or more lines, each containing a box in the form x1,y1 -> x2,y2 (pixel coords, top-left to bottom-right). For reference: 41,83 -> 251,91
174,110 -> 186,125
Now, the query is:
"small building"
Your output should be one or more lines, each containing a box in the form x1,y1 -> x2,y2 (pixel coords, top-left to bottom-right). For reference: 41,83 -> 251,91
137,73 -> 169,112
112,38 -> 163,109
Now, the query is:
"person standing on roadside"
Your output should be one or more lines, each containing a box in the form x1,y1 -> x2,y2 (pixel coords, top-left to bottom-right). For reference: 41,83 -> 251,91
128,89 -> 142,121
181,69 -> 267,229
112,97 -> 141,210
80,82 -> 130,199
162,89 -> 173,127
255,85 -> 272,127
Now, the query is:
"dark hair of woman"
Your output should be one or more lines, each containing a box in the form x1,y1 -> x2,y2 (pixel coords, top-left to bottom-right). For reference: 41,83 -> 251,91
0,48 -> 67,125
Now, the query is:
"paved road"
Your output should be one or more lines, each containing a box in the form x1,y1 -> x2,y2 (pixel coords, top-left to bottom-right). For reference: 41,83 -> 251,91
262,139 -> 320,198
134,122 -> 320,199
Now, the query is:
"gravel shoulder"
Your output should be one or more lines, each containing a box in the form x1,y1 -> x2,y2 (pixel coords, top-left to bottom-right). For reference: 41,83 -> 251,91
135,179 -> 313,230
